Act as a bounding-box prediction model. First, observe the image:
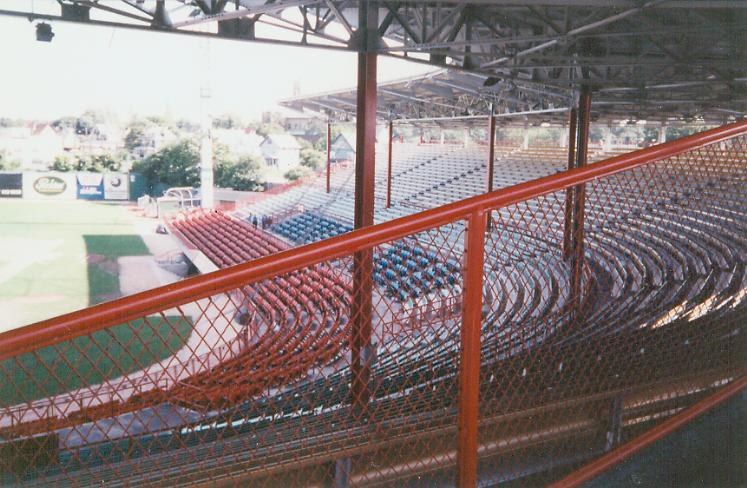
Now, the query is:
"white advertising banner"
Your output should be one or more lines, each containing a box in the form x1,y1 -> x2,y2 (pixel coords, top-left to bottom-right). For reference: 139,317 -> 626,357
23,172 -> 77,200
104,173 -> 129,200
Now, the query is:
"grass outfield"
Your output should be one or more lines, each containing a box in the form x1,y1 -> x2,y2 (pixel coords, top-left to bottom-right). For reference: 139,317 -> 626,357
0,316 -> 192,408
0,199 -> 150,331
0,199 -> 194,406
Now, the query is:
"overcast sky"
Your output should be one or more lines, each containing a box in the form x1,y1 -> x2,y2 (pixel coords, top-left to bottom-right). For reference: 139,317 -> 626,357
0,2 -> 432,122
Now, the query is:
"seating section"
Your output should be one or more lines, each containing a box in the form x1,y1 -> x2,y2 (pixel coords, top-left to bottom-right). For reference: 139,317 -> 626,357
271,212 -> 353,244
374,240 -> 460,302
167,210 -> 351,406
6,140 -> 747,487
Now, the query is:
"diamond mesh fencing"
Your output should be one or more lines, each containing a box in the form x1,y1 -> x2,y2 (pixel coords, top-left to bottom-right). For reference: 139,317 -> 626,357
478,133 -> 747,485
0,126 -> 745,487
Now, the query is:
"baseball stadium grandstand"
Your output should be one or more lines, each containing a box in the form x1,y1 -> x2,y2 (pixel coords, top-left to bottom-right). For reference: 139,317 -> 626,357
1,1 -> 746,487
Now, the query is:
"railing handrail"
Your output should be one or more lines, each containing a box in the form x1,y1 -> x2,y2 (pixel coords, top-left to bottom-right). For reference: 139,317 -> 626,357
1,119 -> 745,361
550,373 -> 747,488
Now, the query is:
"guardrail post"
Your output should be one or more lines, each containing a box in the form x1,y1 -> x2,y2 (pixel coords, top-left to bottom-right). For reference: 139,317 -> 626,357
486,108 -> 496,230
570,86 -> 591,320
605,395 -> 624,452
457,210 -> 487,488
563,107 -> 578,259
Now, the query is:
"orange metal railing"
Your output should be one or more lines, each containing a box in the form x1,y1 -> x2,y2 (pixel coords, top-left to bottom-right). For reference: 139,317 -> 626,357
0,120 -> 745,486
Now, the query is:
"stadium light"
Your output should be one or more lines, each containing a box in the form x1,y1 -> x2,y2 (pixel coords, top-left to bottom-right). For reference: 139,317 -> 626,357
35,22 -> 54,42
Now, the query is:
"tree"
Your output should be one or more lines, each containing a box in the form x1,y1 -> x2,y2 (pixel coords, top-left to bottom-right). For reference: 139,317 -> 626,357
313,126 -> 342,152
284,166 -> 312,181
131,139 -> 200,194
213,114 -> 243,130
48,153 -> 122,172
255,121 -> 285,138
299,147 -> 324,170
124,124 -> 147,154
215,155 -> 264,191
49,155 -> 75,172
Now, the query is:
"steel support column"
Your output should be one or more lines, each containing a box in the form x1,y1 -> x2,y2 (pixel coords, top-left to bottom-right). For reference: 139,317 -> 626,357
350,0 -> 378,423
326,121 -> 332,194
486,110 -> 496,194
570,87 -> 592,320
457,210 -> 487,488
563,107 -> 578,259
386,119 -> 393,208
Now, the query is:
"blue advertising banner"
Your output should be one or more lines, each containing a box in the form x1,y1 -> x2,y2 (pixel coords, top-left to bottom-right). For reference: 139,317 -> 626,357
0,173 -> 23,198
76,173 -> 105,200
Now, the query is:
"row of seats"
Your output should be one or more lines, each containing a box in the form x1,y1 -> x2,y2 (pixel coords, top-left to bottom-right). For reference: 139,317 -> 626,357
374,240 -> 460,302
270,212 -> 353,245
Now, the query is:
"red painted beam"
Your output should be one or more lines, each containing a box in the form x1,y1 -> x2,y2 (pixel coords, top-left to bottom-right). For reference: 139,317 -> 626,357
570,87 -> 592,318
550,374 -> 747,488
351,0 -> 378,418
563,107 -> 578,259
457,210 -> 487,488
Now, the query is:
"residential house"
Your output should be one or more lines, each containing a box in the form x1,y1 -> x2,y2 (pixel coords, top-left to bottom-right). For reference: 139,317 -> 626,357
260,134 -> 301,172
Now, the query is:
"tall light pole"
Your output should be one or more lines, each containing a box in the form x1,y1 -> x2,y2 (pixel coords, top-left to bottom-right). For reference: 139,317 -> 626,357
200,40 -> 214,209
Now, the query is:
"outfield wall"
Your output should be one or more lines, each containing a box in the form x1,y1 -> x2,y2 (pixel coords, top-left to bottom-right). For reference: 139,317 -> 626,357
0,171 -> 133,201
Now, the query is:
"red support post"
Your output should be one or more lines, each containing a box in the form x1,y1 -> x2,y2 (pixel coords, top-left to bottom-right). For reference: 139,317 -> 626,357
562,107 -> 578,259
386,119 -> 393,208
570,86 -> 592,319
326,121 -> 331,194
350,0 -> 377,419
457,209 -> 486,488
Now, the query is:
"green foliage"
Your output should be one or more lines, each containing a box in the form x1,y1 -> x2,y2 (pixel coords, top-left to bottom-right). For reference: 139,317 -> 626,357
176,119 -> 200,132
313,126 -> 343,151
215,155 -> 265,191
124,124 -> 147,153
255,121 -> 286,138
300,147 -> 324,170
284,166 -> 312,181
131,139 -> 200,194
666,126 -> 704,142
213,114 -> 243,129
49,154 -> 122,172
0,150 -> 20,171
52,113 -> 97,135
50,155 -> 75,172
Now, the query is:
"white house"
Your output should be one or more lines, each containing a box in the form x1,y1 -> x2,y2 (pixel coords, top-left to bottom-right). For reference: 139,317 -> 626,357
330,132 -> 356,162
131,125 -> 179,159
0,124 -> 65,170
259,134 -> 301,171
213,128 -> 263,158
329,127 -> 389,163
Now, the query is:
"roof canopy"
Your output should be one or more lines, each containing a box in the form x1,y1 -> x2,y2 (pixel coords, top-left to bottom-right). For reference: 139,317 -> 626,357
3,1 -> 746,122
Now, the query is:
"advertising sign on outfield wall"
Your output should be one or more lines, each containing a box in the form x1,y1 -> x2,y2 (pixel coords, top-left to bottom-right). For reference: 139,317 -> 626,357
23,172 -> 76,200
104,173 -> 129,200
0,173 -> 23,198
76,173 -> 105,200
